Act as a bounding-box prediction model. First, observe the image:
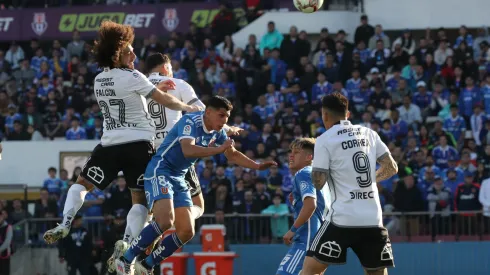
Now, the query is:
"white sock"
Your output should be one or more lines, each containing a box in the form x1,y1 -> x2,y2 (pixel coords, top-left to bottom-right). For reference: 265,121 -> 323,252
123,204 -> 148,243
190,205 -> 204,220
61,184 -> 88,228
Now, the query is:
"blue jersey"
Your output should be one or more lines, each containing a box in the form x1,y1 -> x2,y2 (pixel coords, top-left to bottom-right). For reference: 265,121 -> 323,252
443,115 -> 466,141
145,111 -> 228,179
482,85 -> 490,115
290,166 -> 328,245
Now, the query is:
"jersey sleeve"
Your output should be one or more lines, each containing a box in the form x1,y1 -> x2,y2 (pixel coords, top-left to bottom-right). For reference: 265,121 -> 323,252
296,170 -> 316,201
312,137 -> 330,172
180,81 -> 205,108
213,129 -> 229,146
128,70 -> 156,98
374,130 -> 390,159
177,117 -> 197,141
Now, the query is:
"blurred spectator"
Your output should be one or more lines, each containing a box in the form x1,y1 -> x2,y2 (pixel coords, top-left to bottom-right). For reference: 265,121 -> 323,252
354,15 -> 375,46
9,199 -> 30,224
260,21 -> 283,55
261,194 -> 289,243
59,215 -> 93,275
105,174 -> 132,214
0,210 -> 13,275
427,176 -> 452,238
43,167 -> 63,197
34,187 -> 58,218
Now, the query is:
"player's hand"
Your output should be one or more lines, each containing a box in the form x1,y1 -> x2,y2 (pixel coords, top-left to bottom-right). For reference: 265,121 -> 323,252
157,79 -> 177,91
256,160 -> 277,170
218,139 -> 234,153
184,105 -> 203,113
283,230 -> 295,245
226,126 -> 244,136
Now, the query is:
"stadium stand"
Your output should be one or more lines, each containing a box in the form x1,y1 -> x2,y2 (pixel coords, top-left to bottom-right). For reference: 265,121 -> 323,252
1,0 -> 490,274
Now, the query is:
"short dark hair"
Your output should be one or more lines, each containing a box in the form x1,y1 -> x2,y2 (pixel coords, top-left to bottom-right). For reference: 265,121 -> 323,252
48,167 -> 57,173
321,92 -> 349,117
145,53 -> 170,72
207,96 -> 233,112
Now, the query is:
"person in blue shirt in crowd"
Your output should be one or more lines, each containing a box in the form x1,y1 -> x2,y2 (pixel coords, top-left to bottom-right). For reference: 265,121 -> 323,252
277,138 -> 328,275
459,76 -> 481,120
43,167 -> 63,198
311,72 -> 333,106
443,104 -> 467,144
65,117 -> 87,140
432,135 -> 459,170
117,96 -> 276,275
482,74 -> 490,117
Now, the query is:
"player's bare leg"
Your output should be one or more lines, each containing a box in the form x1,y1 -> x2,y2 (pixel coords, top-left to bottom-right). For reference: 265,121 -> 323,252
134,206 -> 194,274
43,176 -> 93,244
364,268 -> 388,275
108,190 -> 150,272
301,256 -> 328,275
190,193 -> 204,219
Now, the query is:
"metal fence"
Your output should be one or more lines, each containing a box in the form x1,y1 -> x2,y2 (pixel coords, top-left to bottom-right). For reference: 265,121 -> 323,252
10,211 -> 490,251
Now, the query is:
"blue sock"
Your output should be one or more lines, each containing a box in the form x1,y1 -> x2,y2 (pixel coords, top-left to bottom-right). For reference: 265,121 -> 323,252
144,232 -> 183,267
123,221 -> 163,262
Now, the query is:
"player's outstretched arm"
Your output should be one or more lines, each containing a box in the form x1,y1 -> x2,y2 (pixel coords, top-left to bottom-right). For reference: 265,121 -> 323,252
312,169 -> 329,190
151,80 -> 201,112
180,138 -> 233,158
376,152 -> 398,182
224,146 -> 277,170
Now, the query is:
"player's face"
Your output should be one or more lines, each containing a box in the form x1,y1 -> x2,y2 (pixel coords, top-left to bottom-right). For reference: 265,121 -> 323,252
207,108 -> 230,131
120,45 -> 136,69
288,147 -> 312,170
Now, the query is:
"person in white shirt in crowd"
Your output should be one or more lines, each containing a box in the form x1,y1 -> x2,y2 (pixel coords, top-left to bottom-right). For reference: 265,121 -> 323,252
397,95 -> 422,126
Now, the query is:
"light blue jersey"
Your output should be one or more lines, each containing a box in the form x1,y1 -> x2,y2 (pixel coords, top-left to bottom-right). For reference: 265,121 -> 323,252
144,111 -> 228,209
277,166 -> 329,275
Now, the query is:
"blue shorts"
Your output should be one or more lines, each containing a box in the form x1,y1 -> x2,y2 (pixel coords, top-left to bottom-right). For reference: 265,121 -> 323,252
144,173 -> 192,210
277,242 -> 307,275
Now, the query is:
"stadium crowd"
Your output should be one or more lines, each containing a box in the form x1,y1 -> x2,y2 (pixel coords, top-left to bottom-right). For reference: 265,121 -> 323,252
1,6 -> 490,246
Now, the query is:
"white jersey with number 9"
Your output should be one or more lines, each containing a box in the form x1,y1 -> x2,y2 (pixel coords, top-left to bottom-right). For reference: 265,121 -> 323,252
147,72 -> 204,146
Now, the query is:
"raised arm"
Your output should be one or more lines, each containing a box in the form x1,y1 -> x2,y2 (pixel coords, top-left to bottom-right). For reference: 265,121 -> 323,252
180,138 -> 232,159
224,146 -> 276,170
150,80 -> 201,112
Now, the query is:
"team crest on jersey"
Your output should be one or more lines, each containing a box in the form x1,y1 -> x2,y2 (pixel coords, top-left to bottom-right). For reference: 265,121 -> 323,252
183,125 -> 192,135
133,72 -> 139,78
162,9 -> 179,32
31,13 -> 48,36
300,181 -> 308,191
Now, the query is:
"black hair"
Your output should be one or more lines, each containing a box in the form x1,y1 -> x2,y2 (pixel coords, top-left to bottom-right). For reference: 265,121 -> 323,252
321,92 -> 349,117
48,167 -> 57,173
145,53 -> 170,72
207,96 -> 233,112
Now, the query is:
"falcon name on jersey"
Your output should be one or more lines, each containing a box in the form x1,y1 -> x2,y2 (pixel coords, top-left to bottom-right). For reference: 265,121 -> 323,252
147,72 -> 202,145
290,166 -> 328,246
145,111 -> 228,179
94,68 -> 156,146
313,120 -> 389,227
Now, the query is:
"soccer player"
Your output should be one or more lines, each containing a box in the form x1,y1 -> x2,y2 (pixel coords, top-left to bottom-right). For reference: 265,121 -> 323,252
116,96 -> 276,275
106,53 -> 243,272
302,93 -> 398,275
42,21 -> 201,245
276,138 -> 328,275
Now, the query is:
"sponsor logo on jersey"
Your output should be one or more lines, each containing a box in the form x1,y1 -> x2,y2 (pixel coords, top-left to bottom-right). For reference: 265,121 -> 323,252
86,166 -> 104,184
162,9 -> 179,32
32,13 -> 48,36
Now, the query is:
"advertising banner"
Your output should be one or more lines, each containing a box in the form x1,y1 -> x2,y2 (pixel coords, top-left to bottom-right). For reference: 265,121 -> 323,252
0,1 -> 294,41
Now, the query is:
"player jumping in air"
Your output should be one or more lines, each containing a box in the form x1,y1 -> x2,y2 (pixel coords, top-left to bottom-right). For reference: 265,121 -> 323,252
43,21 -> 201,246
116,95 -> 276,275
302,93 -> 398,275
276,138 -> 329,275
107,53 -> 242,272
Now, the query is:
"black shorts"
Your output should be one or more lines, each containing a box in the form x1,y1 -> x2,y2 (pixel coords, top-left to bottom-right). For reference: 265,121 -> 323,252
307,222 -> 394,270
185,165 -> 201,197
80,141 -> 155,191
